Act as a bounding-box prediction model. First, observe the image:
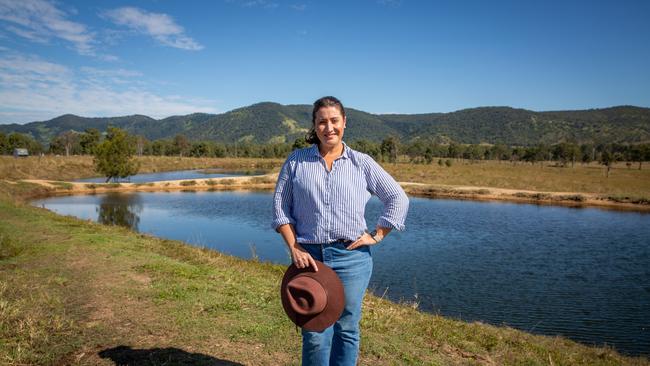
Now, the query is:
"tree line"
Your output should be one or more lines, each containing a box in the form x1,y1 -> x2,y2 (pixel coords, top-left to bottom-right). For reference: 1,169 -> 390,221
2,129 -> 649,170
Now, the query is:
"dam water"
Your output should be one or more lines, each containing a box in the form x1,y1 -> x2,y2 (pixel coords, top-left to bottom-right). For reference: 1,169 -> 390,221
32,190 -> 650,355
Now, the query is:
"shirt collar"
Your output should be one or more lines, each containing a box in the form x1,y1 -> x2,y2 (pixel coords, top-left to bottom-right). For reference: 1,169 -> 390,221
310,142 -> 350,159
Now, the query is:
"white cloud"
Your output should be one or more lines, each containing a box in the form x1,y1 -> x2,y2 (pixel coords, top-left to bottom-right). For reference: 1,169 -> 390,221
291,4 -> 306,11
0,0 -> 96,55
102,7 -> 203,51
0,53 -> 218,123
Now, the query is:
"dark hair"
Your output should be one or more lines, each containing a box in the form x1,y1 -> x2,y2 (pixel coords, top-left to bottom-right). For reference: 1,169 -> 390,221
306,96 -> 346,145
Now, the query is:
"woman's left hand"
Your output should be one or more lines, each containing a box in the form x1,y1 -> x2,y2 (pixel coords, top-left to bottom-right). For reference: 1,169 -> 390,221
347,232 -> 379,250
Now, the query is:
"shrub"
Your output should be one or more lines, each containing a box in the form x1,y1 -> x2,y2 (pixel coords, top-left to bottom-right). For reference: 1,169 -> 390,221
444,159 -> 453,167
530,193 -> 552,200
557,194 -> 586,202
604,195 -> 650,205
180,180 -> 197,186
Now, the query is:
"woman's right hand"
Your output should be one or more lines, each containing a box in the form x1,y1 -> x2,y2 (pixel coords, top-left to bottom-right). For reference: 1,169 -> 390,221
291,244 -> 319,272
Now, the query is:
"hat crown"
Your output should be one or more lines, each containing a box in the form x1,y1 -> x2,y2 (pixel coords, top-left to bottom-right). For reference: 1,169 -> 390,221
286,275 -> 327,315
280,260 -> 345,332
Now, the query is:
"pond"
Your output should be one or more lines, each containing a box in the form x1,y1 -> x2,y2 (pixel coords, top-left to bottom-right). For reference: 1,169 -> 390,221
31,191 -> 650,355
74,169 -> 256,183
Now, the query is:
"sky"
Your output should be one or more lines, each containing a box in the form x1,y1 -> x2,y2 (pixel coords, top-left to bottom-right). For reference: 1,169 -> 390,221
0,0 -> 649,124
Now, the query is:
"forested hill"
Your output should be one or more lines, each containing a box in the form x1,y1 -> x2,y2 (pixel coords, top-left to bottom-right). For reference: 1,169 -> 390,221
2,103 -> 649,146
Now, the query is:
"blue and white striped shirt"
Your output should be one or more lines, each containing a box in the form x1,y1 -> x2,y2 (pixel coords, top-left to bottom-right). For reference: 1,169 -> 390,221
272,143 -> 409,244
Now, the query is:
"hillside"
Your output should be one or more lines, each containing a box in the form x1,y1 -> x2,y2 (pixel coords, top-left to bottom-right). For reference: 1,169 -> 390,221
1,103 -> 649,146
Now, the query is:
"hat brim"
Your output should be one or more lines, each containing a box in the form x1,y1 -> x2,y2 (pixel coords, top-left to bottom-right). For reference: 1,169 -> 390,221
281,260 -> 345,332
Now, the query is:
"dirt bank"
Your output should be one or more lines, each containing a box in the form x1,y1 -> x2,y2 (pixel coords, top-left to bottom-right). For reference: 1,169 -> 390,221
17,174 -> 650,213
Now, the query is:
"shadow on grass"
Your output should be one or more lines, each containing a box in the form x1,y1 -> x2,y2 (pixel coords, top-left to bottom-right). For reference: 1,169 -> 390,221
99,345 -> 244,365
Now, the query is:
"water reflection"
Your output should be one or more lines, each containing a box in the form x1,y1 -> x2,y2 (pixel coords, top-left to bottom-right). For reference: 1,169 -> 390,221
96,193 -> 142,230
75,169 -> 246,183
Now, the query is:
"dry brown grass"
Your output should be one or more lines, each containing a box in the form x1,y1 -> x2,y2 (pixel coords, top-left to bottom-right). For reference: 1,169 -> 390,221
384,159 -> 650,198
0,155 -> 283,181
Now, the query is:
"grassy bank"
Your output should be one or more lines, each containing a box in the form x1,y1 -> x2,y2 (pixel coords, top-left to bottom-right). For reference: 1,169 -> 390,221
1,184 -> 648,365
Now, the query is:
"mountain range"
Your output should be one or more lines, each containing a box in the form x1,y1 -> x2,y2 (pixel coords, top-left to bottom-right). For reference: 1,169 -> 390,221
1,103 -> 649,146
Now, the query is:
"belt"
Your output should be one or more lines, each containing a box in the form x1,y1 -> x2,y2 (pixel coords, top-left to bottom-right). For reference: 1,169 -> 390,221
300,239 -> 353,246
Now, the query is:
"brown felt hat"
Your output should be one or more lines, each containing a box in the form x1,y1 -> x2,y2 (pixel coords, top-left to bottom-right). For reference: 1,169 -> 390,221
280,260 -> 345,332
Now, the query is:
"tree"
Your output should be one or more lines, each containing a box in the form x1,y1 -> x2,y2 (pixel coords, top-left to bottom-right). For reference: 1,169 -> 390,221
381,136 -> 399,163
173,134 -> 190,157
93,127 -> 139,183
447,142 -> 461,160
292,137 -> 310,151
190,141 -> 210,157
149,140 -> 168,156
212,143 -> 226,157
424,147 -> 434,164
7,133 -> 43,154
350,139 -> 381,160
0,132 -> 8,154
522,146 -> 540,165
79,128 -> 101,155
580,143 -> 594,165
599,146 -> 619,178
404,140 -> 426,163
58,130 -> 80,156
489,144 -> 510,161
553,142 -> 579,167
630,144 -> 650,170
463,144 -> 484,163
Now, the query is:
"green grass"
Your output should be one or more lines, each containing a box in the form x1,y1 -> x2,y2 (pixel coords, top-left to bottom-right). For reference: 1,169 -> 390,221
0,185 -> 648,365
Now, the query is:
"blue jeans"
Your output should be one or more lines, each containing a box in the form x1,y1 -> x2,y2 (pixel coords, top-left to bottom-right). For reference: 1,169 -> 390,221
300,241 -> 373,366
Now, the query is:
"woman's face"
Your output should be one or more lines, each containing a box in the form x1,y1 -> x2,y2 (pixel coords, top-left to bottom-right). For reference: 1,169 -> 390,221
314,106 -> 346,150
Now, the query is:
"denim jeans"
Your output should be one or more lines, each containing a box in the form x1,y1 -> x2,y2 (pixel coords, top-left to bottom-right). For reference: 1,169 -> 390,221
300,241 -> 373,366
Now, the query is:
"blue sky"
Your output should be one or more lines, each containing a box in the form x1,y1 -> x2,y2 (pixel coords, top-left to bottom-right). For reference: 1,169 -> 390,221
1,0 -> 649,124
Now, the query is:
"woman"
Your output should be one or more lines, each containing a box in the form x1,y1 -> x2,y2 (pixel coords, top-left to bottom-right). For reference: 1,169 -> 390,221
273,96 -> 409,366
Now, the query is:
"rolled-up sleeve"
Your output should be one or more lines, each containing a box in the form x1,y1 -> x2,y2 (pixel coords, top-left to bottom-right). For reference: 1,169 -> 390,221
363,157 -> 409,231
272,156 -> 296,230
